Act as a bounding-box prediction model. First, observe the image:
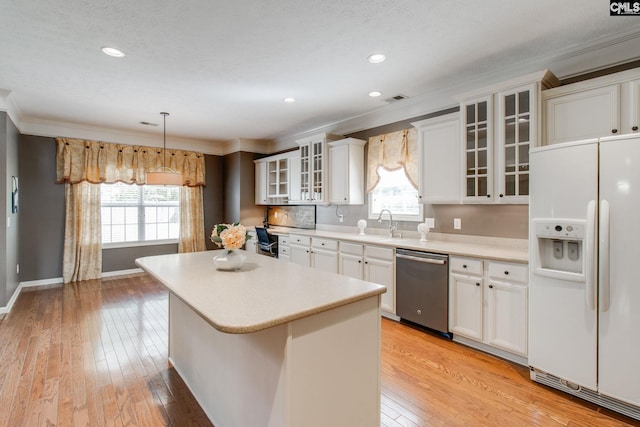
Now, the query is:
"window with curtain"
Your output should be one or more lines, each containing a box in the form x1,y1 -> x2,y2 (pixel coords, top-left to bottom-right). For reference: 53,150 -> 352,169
56,137 -> 206,283
366,128 -> 422,221
101,183 -> 180,245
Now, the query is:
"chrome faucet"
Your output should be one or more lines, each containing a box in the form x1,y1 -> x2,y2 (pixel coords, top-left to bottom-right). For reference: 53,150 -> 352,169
377,209 -> 400,238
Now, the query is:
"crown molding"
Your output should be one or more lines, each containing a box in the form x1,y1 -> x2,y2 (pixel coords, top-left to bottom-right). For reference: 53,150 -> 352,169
18,117 -> 229,155
0,89 -> 23,127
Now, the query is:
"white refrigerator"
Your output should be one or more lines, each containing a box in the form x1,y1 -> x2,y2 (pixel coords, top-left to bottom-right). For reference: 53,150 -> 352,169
529,134 -> 640,420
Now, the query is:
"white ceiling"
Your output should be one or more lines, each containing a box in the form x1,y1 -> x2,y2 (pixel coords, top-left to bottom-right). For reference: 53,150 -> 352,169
1,0 -> 640,152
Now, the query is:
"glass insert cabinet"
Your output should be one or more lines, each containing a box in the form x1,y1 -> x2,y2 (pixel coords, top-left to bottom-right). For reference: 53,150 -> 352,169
461,82 -> 537,204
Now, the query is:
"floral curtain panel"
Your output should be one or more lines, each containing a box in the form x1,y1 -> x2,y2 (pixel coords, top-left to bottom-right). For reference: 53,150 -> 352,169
178,186 -> 206,253
366,127 -> 419,193
55,138 -> 205,187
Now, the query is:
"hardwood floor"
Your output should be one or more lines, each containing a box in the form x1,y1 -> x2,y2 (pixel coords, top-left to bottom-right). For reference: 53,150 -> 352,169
0,274 -> 638,427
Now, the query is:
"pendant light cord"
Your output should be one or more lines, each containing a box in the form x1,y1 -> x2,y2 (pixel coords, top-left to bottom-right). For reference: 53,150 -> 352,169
161,112 -> 169,170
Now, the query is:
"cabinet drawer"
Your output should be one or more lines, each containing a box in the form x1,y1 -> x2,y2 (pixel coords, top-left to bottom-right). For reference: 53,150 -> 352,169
312,237 -> 338,251
279,246 -> 290,256
278,235 -> 290,247
340,242 -> 363,256
364,245 -> 394,261
488,261 -> 528,284
289,234 -> 310,246
450,256 -> 483,276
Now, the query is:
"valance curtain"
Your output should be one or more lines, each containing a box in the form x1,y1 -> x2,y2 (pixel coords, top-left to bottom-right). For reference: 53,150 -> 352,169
55,138 -> 205,186
56,138 -> 206,283
365,128 -> 419,193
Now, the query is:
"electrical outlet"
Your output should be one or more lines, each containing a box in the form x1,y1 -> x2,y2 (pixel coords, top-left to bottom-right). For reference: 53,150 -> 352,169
425,218 -> 435,229
338,214 -> 344,223
454,218 -> 462,230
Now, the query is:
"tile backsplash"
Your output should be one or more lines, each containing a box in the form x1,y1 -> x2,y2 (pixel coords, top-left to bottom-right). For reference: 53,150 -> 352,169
268,205 -> 316,229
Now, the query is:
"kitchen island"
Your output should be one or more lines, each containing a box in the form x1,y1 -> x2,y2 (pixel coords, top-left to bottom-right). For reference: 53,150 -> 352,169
136,250 -> 386,427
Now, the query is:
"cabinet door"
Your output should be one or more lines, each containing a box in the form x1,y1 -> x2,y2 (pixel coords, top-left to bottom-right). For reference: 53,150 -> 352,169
497,84 -> 534,203
299,144 -> 311,201
246,231 -> 258,253
463,95 -> 494,202
255,161 -> 268,205
312,248 -> 338,273
289,244 -> 310,267
486,280 -> 528,356
329,144 -> 348,204
310,140 -> 326,202
414,113 -> 461,204
365,257 -> 394,314
627,79 -> 640,134
545,84 -> 620,145
267,158 -> 289,198
339,253 -> 364,279
289,154 -> 301,202
449,274 -> 483,340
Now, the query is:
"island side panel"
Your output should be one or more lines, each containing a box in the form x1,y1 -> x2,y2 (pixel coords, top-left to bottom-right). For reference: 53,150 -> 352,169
287,295 -> 381,427
168,293 -> 288,427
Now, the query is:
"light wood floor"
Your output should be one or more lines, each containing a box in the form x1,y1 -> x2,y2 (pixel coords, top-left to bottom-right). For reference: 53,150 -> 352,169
0,274 -> 638,427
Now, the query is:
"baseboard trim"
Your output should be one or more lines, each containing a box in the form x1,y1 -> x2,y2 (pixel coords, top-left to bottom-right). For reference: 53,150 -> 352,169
101,268 -> 144,278
21,277 -> 64,288
0,283 -> 24,315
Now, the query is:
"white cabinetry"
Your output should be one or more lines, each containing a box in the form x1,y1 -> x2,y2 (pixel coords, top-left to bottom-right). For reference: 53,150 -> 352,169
254,151 -> 296,205
288,234 -> 338,273
543,69 -> 640,145
246,230 -> 258,253
328,138 -> 366,204
458,70 -> 558,204
290,133 -> 341,203
412,112 -> 462,204
449,255 -> 528,363
338,242 -> 395,315
277,234 -> 290,261
254,160 -> 268,205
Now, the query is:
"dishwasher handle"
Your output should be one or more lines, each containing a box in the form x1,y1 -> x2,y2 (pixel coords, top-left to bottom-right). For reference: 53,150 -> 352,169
396,253 -> 447,265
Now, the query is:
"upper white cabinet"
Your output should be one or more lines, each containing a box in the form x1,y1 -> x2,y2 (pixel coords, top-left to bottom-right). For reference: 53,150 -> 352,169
254,160 -> 268,205
254,151 -> 297,205
412,112 -> 462,204
290,133 -> 342,204
543,68 -> 640,145
328,138 -> 366,205
457,70 -> 559,204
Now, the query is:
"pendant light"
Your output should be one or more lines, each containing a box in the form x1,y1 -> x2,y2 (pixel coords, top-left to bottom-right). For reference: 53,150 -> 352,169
146,112 -> 184,185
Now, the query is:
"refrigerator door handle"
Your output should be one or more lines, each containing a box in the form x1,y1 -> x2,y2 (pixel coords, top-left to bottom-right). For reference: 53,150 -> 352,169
585,200 -> 597,310
599,199 -> 611,312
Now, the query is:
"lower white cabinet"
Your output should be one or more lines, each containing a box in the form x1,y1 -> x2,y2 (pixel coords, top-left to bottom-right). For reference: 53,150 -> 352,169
449,256 -> 528,359
277,235 -> 290,261
338,242 -> 395,315
289,234 -> 338,273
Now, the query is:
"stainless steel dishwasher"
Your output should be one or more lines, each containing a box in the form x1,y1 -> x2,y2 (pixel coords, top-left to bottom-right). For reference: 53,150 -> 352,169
395,249 -> 449,335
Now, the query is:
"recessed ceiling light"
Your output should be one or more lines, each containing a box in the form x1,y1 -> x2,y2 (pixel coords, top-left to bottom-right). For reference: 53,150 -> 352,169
102,47 -> 125,58
367,53 -> 386,63
368,91 -> 382,97
283,97 -> 296,103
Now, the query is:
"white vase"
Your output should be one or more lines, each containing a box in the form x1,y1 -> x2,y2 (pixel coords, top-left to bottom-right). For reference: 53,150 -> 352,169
214,249 -> 245,271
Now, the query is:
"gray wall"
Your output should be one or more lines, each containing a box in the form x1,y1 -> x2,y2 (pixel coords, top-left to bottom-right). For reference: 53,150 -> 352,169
224,151 -> 264,227
18,135 -> 65,281
204,154 -> 225,250
314,107 -> 529,240
1,113 -> 20,306
18,135 -> 228,281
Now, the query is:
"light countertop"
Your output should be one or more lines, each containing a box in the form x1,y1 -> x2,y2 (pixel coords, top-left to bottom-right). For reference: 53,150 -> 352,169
263,227 -> 528,263
136,250 -> 386,334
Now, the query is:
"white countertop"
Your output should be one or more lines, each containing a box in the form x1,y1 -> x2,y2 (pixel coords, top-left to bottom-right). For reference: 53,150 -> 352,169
136,250 -> 386,334
265,227 -> 528,263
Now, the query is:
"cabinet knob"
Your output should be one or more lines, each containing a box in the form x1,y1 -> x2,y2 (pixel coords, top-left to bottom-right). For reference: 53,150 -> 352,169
463,264 -> 467,268
365,261 -> 368,264
487,194 -> 491,198
499,194 -> 504,198
489,284 -> 494,289
504,271 -> 509,275
476,282 -> 480,287
633,126 -> 639,131
343,197 -> 347,201
612,129 -> 618,134
358,260 -> 362,263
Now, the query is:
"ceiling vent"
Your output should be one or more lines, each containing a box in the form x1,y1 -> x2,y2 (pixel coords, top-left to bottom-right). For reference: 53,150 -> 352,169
383,94 -> 409,103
